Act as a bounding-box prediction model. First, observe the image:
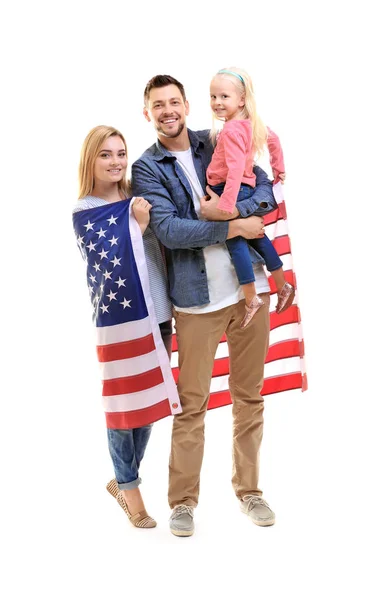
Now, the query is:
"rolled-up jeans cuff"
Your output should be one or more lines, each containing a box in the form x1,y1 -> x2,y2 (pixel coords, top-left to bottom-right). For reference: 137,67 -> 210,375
118,477 -> 142,491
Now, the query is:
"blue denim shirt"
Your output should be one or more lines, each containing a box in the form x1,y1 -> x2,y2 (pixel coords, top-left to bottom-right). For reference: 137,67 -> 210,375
132,129 -> 277,308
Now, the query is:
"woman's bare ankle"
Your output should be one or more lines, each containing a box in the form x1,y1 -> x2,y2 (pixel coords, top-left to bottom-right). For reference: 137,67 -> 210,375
123,488 -> 145,514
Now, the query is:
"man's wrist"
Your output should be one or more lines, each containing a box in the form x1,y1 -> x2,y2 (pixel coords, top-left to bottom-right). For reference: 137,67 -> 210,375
227,221 -> 240,239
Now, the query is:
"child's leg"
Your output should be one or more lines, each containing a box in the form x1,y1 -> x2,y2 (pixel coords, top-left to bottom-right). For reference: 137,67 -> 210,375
248,234 -> 284,286
269,267 -> 285,292
226,237 -> 258,306
214,184 -> 265,325
248,236 -> 295,313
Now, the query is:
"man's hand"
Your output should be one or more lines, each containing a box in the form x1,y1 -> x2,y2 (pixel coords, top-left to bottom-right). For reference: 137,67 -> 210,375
199,186 -> 240,221
227,215 -> 265,240
132,196 -> 152,234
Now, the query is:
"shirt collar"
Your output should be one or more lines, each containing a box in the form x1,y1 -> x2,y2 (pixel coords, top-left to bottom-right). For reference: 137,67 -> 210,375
152,129 -> 204,161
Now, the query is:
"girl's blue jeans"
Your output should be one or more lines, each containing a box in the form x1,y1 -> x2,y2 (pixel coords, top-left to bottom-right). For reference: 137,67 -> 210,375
211,183 -> 283,284
107,319 -> 172,490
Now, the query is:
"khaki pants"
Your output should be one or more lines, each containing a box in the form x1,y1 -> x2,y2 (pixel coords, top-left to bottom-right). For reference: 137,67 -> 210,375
169,295 -> 270,508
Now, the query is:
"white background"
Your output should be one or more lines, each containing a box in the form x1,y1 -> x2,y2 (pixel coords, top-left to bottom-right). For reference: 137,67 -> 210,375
2,1 -> 367,599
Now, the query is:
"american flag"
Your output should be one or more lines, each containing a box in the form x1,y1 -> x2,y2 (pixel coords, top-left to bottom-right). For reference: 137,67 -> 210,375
170,182 -> 307,407
73,199 -> 181,429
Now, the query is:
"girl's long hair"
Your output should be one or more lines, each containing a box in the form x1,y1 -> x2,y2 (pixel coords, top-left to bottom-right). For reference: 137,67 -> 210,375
210,67 -> 268,158
78,125 -> 131,199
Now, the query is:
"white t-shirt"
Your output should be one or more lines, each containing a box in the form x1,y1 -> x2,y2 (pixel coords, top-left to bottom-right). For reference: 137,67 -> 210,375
170,148 -> 270,314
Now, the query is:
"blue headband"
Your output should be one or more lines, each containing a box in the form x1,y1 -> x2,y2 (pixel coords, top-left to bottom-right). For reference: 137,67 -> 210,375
217,69 -> 245,85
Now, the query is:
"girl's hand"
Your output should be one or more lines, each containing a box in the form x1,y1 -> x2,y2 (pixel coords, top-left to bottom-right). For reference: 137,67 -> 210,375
132,197 -> 152,234
273,170 -> 286,184
200,186 -> 239,221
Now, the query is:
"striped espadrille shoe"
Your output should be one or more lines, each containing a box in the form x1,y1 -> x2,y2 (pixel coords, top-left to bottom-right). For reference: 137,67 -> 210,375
106,479 -> 157,528
116,492 -> 157,528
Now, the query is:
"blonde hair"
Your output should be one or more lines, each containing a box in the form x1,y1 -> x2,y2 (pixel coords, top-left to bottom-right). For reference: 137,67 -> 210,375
210,67 -> 268,158
78,125 -> 131,199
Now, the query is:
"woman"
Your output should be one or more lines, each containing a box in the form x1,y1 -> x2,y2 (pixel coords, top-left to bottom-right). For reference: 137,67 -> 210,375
73,126 -> 176,528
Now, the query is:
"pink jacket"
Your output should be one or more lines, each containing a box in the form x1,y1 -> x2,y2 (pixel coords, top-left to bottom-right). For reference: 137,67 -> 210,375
206,119 -> 285,213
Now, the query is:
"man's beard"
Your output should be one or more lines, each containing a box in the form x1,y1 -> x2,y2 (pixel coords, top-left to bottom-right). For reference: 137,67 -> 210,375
156,121 -> 185,139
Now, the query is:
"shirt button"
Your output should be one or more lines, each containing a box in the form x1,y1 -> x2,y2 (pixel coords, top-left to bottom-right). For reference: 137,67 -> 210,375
201,269 -> 205,273
172,403 -> 178,409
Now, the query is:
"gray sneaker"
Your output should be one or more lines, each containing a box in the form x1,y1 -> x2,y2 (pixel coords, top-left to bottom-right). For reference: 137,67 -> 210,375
240,495 -> 275,526
169,504 -> 195,537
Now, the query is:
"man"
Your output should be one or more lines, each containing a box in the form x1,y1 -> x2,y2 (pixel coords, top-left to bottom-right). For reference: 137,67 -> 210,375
132,75 -> 277,537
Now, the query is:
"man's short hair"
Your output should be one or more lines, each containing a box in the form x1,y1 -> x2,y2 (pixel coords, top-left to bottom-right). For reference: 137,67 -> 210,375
144,75 -> 187,105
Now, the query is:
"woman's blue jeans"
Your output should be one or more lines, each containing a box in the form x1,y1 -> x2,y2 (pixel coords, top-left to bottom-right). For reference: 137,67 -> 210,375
107,319 -> 172,490
211,183 -> 283,284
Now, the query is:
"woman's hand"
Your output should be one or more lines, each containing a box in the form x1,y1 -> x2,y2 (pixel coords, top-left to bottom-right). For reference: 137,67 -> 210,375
132,197 -> 152,234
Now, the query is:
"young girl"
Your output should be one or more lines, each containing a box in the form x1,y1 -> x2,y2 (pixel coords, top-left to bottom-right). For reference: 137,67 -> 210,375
73,125 -> 174,528
207,67 -> 295,328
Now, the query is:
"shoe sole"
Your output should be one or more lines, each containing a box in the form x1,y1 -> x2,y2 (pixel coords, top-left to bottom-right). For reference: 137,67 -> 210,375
250,518 -> 275,527
170,528 -> 194,537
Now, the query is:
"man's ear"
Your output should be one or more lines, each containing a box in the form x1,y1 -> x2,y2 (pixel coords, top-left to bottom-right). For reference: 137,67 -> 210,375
143,107 -> 151,122
185,100 -> 190,116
